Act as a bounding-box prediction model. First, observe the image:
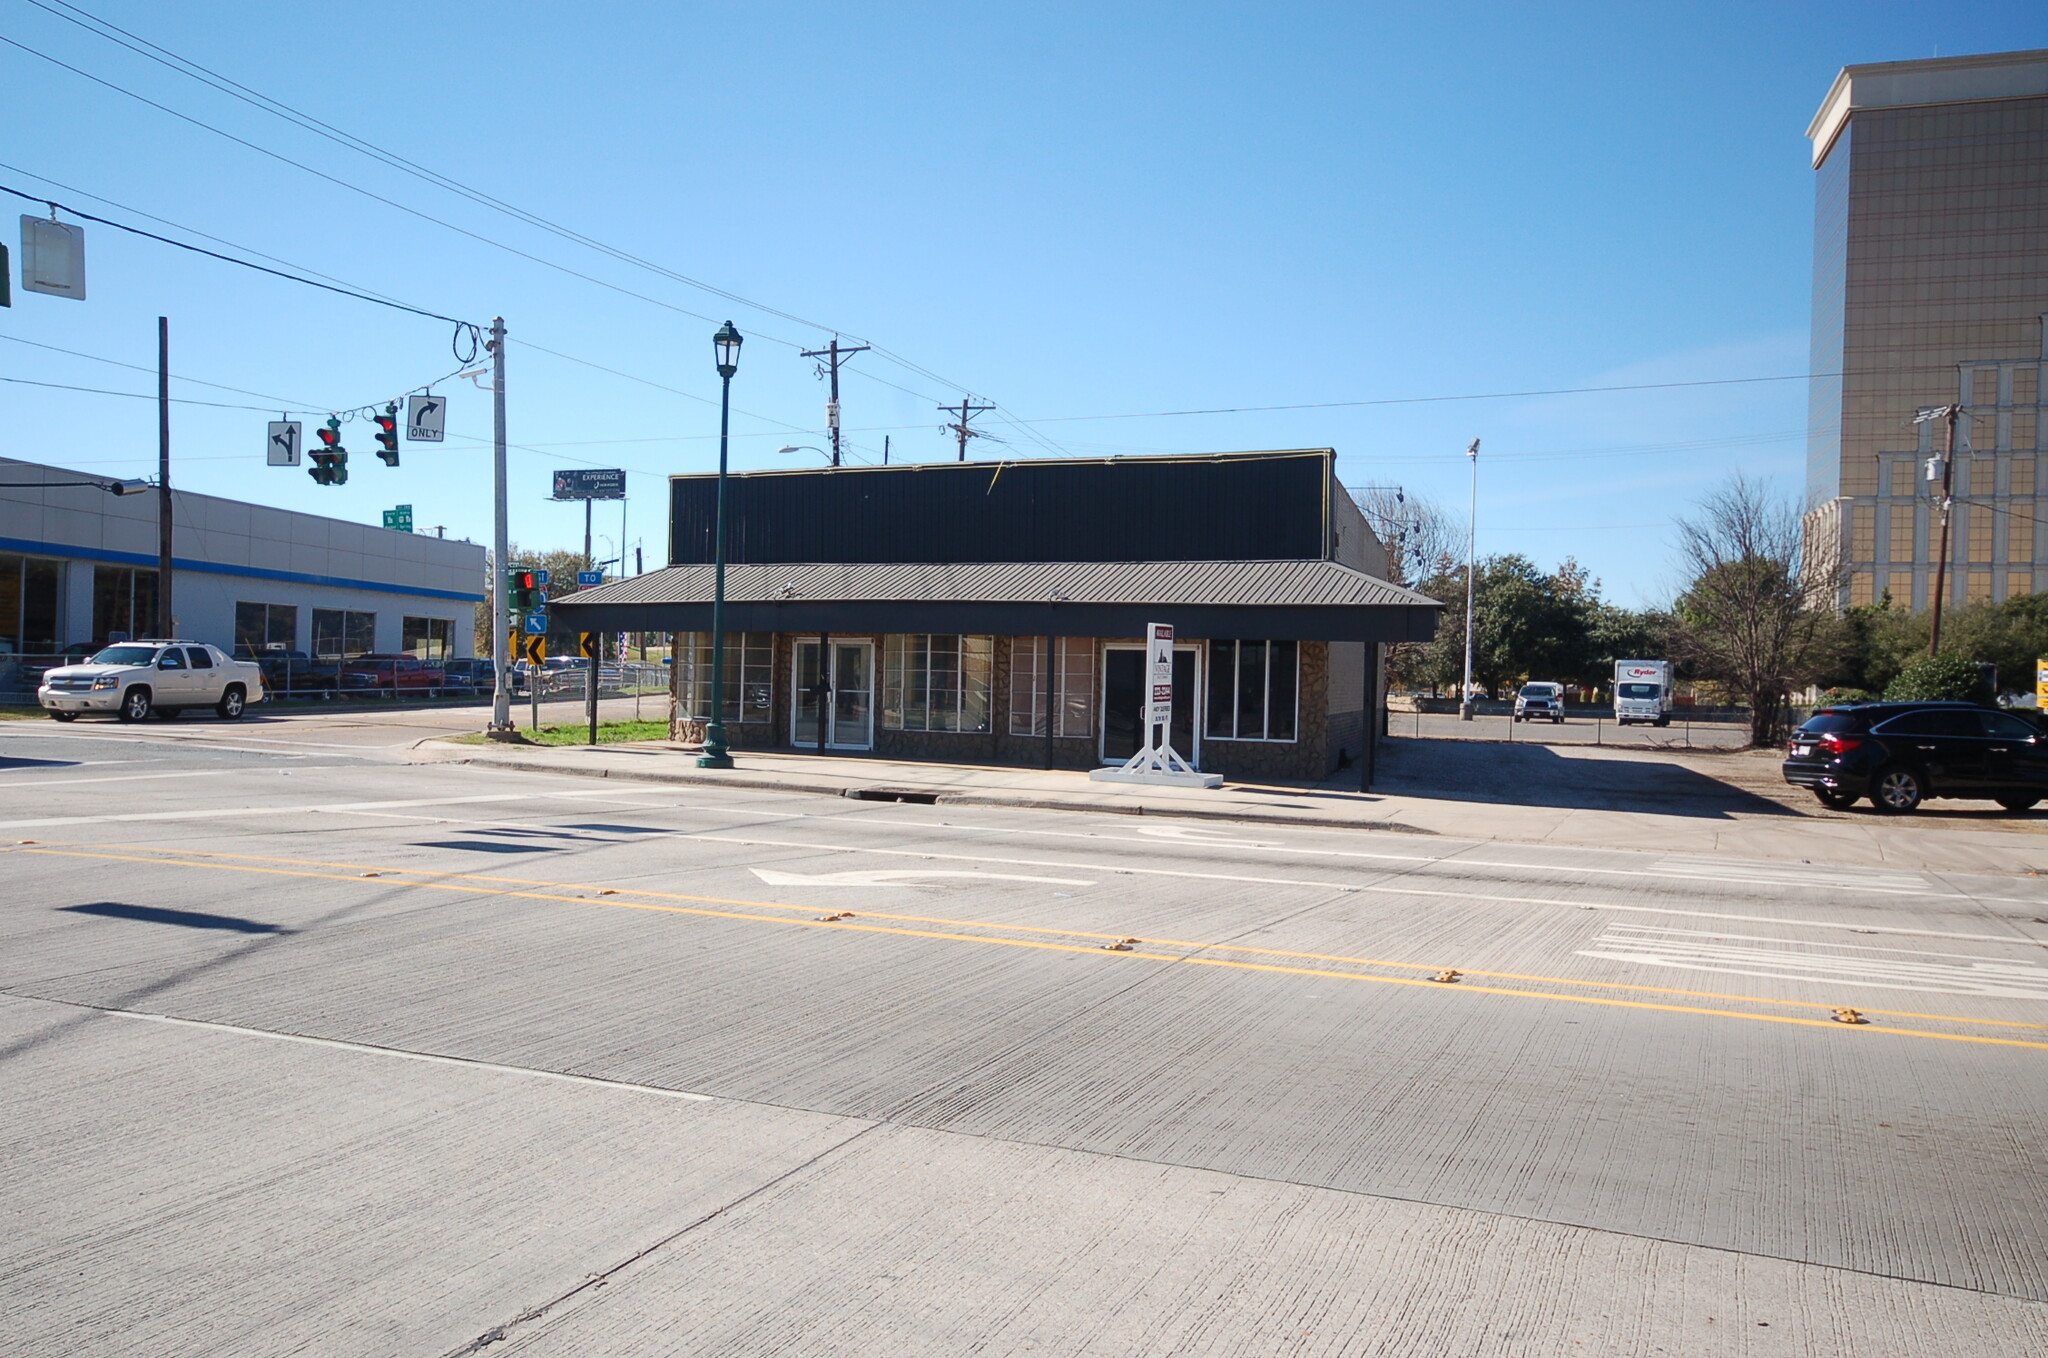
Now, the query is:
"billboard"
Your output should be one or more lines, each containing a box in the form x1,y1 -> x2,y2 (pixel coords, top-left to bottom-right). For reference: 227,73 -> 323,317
553,468 -> 625,500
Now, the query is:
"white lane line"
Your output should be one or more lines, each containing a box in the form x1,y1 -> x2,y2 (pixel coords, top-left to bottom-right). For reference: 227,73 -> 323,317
17,999 -> 714,1101
664,830 -> 2048,950
0,767 -> 338,789
1598,922 -> 2040,965
1578,932 -> 2048,1000
0,792 -> 543,829
848,812 -> 2048,906
749,867 -> 1096,887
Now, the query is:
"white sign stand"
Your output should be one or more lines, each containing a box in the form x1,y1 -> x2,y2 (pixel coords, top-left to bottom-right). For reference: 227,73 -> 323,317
1090,623 -> 1223,788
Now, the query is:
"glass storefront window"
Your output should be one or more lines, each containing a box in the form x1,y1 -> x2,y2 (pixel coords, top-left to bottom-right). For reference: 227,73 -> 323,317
402,616 -> 453,662
234,602 -> 298,656
312,609 -> 376,659
1205,640 -> 1299,742
883,635 -> 991,733
92,565 -> 156,644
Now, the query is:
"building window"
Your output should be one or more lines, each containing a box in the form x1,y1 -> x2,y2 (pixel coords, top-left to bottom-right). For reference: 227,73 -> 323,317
0,555 -> 64,653
884,634 -> 992,733
402,616 -> 454,662
1967,572 -> 1993,602
312,608 -> 376,660
2009,503 -> 2034,563
234,602 -> 298,657
1886,571 -> 1912,607
2010,573 -> 2033,600
92,565 -> 157,644
1849,504 -> 1874,560
1887,506 -> 1914,565
1205,640 -> 1298,742
673,632 -> 772,722
1967,505 -> 1993,563
1008,637 -> 1095,738
1848,572 -> 1874,607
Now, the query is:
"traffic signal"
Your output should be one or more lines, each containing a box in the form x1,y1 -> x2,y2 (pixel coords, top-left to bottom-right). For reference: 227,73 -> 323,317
372,403 -> 399,467
309,418 -> 348,486
505,567 -> 542,611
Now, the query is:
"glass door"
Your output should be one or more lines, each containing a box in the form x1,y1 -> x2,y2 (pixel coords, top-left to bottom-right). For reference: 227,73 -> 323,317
1098,645 -> 1199,765
792,640 -> 874,750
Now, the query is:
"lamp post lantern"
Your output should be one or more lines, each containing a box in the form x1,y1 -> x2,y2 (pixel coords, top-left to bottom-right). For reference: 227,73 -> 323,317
699,321 -> 744,768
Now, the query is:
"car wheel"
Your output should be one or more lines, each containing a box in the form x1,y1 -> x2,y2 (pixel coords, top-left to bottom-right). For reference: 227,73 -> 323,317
1870,765 -> 1924,814
48,710 -> 76,722
154,706 -> 182,721
118,686 -> 152,722
217,685 -> 246,720
1812,788 -> 1858,810
1995,795 -> 2040,813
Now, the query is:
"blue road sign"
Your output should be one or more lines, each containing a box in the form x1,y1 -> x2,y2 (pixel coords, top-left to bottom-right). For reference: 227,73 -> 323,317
523,611 -> 549,635
534,569 -> 550,586
577,570 -> 603,587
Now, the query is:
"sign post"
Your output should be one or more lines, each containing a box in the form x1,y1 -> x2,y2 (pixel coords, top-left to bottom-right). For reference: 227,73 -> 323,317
1091,623 -> 1222,788
581,631 -> 600,746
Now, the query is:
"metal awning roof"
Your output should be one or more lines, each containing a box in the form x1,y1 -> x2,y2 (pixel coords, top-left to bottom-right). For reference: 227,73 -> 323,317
550,559 -> 1440,643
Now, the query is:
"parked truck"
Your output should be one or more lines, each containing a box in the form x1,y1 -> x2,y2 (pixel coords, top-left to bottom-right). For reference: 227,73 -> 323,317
1613,659 -> 1675,726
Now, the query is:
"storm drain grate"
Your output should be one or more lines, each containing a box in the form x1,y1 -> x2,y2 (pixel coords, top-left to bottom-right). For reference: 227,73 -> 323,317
845,787 -> 941,804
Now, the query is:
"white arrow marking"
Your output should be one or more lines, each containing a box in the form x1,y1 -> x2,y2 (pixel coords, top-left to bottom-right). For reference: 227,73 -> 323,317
749,867 -> 1094,887
1135,823 -> 1284,849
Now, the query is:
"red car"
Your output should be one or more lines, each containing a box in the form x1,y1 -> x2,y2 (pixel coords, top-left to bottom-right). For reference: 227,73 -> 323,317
337,653 -> 445,696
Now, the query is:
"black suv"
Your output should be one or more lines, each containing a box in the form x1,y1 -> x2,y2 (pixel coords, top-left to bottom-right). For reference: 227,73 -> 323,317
1782,701 -> 2048,813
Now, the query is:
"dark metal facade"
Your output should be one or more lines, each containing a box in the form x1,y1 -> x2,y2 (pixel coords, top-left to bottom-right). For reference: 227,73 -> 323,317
669,450 -> 1333,566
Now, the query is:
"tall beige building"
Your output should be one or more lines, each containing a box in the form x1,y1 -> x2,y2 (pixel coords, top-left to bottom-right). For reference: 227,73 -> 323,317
1806,50 -> 2048,611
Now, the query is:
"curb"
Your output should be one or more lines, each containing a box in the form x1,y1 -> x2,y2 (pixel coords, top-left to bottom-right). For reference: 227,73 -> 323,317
425,753 -> 1436,835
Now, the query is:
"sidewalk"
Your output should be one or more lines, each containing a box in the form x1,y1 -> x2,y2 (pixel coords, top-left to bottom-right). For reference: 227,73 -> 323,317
409,733 -> 2048,875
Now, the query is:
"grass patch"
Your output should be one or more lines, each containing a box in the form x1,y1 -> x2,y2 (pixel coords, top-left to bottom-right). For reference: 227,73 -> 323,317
446,718 -> 672,747
0,704 -> 49,721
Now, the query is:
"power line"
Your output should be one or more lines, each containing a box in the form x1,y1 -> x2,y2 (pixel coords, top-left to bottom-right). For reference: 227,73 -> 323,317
0,180 -> 470,326
2,10 -> 1033,419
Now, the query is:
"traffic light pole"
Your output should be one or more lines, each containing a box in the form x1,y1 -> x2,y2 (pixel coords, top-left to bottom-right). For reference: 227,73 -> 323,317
488,317 -> 513,733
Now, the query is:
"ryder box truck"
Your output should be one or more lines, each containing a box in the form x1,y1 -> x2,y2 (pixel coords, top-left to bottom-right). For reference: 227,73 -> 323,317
1613,660 -> 1675,726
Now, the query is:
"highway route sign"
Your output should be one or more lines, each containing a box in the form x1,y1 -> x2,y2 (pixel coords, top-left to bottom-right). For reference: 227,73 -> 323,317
267,420 -> 302,467
406,393 -> 445,442
381,505 -> 413,533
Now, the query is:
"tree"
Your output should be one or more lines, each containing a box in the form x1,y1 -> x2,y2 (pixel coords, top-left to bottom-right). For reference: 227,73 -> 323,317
1401,553 -> 1597,697
1670,475 -> 1837,746
1884,654 -> 1991,703
1350,487 -> 1459,589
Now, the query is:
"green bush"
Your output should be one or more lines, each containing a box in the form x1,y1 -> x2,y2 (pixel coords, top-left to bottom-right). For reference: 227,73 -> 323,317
1882,655 -> 1990,704
1816,686 -> 1876,705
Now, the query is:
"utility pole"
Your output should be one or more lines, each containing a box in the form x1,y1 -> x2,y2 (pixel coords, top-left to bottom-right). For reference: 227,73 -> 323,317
1459,438 -> 1479,721
156,316 -> 172,638
1921,403 -> 1961,656
489,317 -> 513,733
942,399 -> 994,462
800,336 -> 869,467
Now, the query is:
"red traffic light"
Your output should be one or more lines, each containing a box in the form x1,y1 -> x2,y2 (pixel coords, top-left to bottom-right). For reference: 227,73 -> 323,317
372,404 -> 399,465
317,419 -> 341,450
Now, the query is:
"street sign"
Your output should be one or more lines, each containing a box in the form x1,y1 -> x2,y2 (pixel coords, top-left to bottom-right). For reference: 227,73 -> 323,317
523,610 -> 548,634
20,215 -> 85,299
406,393 -> 446,442
1145,622 -> 1175,730
552,468 -> 625,500
267,420 -> 302,467
381,504 -> 414,533
525,635 -> 547,664
2036,657 -> 2048,706
576,570 -> 603,588
533,569 -> 550,587
579,631 -> 599,659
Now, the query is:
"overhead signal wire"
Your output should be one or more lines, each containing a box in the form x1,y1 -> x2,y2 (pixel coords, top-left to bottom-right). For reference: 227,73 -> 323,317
0,180 -> 471,327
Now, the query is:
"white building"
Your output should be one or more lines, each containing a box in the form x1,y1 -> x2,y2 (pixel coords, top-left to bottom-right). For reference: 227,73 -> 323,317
1,455 -> 484,675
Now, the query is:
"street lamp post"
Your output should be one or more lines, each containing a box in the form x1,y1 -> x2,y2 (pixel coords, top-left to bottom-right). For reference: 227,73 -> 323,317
775,444 -> 831,461
698,321 -> 744,769
1459,438 -> 1479,721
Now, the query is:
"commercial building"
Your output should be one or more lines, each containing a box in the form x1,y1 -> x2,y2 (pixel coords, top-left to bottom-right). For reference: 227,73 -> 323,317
1805,48 -> 2048,610
0,454 -> 484,690
554,449 -> 1439,783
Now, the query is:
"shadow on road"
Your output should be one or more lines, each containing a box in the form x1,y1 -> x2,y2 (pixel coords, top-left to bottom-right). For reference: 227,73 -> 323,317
58,902 -> 293,934
1374,736 -> 1795,818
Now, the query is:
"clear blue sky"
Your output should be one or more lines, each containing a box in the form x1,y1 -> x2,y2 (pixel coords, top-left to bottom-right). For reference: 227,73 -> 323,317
3,1 -> 2043,604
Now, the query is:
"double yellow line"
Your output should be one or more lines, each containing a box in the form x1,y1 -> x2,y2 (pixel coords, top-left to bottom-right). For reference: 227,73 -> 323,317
16,840 -> 2048,1052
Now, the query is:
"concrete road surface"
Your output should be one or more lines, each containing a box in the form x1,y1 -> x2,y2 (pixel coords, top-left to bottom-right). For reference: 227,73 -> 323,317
1394,707 -> 1753,750
2,723 -> 2045,1355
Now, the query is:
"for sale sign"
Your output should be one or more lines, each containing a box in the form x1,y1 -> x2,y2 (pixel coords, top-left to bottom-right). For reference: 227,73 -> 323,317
1146,622 -> 1174,730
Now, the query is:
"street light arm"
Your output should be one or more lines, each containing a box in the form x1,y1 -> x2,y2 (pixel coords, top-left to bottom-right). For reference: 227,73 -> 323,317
0,477 -> 151,495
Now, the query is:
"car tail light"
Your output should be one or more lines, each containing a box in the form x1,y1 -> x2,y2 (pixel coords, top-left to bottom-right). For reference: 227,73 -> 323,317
1817,732 -> 1863,755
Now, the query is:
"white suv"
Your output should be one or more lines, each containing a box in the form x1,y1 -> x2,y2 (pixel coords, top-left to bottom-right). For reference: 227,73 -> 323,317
39,640 -> 266,723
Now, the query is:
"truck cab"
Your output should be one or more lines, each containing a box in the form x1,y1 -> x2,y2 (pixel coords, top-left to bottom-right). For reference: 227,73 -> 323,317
1614,660 -> 1674,727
